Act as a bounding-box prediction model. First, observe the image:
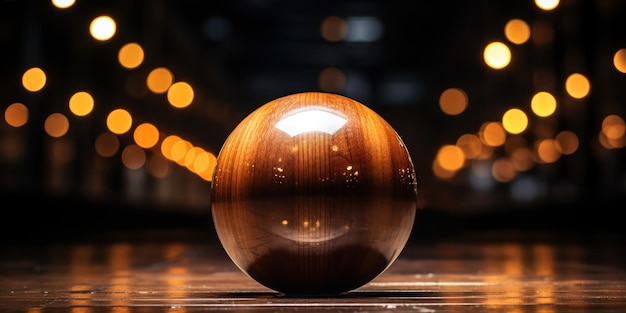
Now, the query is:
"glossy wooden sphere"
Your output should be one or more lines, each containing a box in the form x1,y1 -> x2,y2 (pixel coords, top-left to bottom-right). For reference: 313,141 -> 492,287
211,92 -> 418,295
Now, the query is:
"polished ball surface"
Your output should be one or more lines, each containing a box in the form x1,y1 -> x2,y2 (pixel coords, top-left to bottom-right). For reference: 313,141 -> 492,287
211,92 -> 418,295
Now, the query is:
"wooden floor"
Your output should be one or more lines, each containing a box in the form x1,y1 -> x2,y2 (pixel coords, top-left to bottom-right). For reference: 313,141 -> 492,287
2,225 -> 626,313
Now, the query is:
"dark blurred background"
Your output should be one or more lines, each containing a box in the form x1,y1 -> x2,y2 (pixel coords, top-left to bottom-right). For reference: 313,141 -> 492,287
1,0 -> 625,242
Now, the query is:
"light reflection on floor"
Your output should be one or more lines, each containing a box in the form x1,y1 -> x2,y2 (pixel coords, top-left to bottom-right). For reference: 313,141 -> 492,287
1,234 -> 625,312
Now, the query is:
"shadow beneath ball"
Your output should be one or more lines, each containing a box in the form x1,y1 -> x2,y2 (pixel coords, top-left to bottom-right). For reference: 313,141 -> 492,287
246,244 -> 389,296
338,290 -> 431,298
272,290 -> 431,299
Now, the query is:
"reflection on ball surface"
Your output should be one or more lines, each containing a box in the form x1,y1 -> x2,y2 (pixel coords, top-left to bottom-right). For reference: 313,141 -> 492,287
211,92 -> 418,295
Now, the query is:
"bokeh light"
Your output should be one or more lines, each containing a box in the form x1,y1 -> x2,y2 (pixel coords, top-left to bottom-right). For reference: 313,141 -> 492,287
536,139 -> 561,163
147,67 -> 174,94
106,108 -> 133,135
171,139 -> 192,166
492,157 -> 516,183
456,134 -> 482,159
504,19 -> 531,45
614,49 -> 626,73
535,0 -> 560,11
90,15 -> 117,41
436,144 -> 465,172
531,20 -> 555,46
133,123 -> 160,149
479,122 -> 507,147
502,108 -> 528,135
160,135 -> 181,160
319,67 -> 346,92
94,132 -> 120,157
44,113 -> 70,138
554,130 -> 579,155
49,138 -> 75,165
320,16 -> 346,42
484,42 -> 511,69
602,114 -> 625,140
4,103 -> 28,127
121,144 -> 146,170
22,67 -> 46,92
510,147 -> 534,172
565,73 -> 591,99
530,91 -> 557,117
183,146 -> 204,171
2,0 -> 625,217
439,88 -> 468,115
146,154 -> 171,178
118,42 -> 145,69
68,91 -> 95,117
432,158 -> 457,180
167,81 -> 194,108
51,0 -> 76,9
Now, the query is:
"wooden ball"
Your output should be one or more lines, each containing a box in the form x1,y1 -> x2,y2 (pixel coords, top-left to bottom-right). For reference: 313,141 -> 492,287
211,92 -> 418,295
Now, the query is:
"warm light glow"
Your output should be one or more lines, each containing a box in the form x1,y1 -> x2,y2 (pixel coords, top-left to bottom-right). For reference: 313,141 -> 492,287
193,149 -> 211,173
456,133 -> 482,159
614,49 -> 626,73
531,91 -> 557,117
432,157 -> 457,179
51,0 -> 76,9
536,139 -> 561,163
147,67 -> 174,94
106,108 -> 133,135
4,103 -> 28,127
554,130 -> 579,155
44,113 -> 70,138
492,158 -> 516,183
161,135 -> 181,160
69,91 -> 95,116
502,108 -> 528,134
605,132 -> 626,149
484,42 -> 511,69
599,131 -> 615,149
49,138 -> 75,165
320,16 -> 346,42
90,15 -> 117,41
602,114 -> 625,139
22,67 -> 46,92
510,148 -> 534,171
275,109 -> 348,137
476,144 -> 494,160
535,0 -> 560,11
480,122 -> 506,147
435,144 -> 465,171
193,150 -> 217,181
504,19 -> 530,45
167,82 -> 194,108
133,123 -> 160,149
504,134 -> 528,155
146,154 -> 171,178
121,144 -> 146,170
118,42 -> 145,69
201,152 -> 218,180
318,67 -> 346,92
184,146 -> 204,170
439,88 -> 468,115
95,132 -> 120,157
155,135 -> 217,179
531,20 -> 555,46
565,73 -> 590,99
171,139 -> 192,165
